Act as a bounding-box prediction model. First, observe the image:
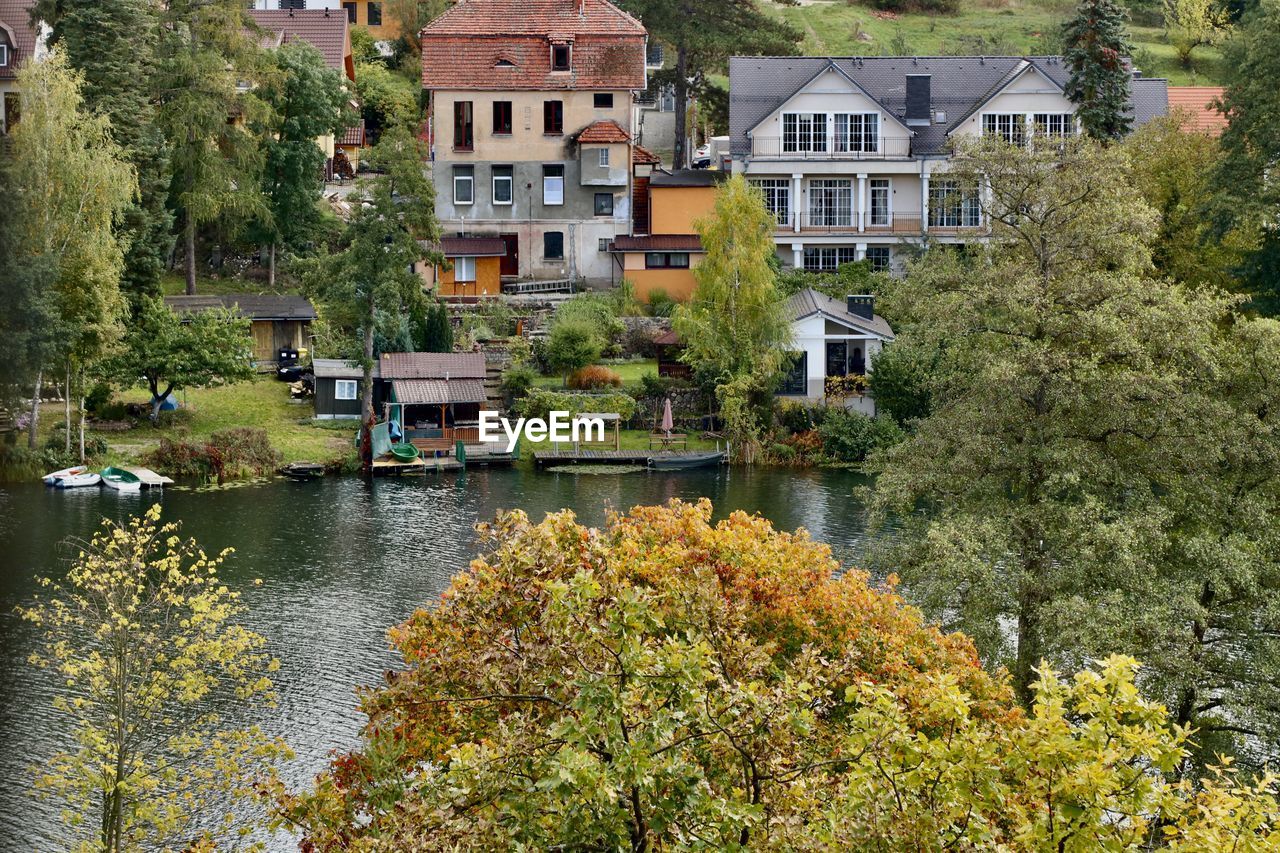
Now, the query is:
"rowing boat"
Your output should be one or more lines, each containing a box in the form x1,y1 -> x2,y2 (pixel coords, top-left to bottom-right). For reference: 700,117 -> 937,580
100,466 -> 142,492
42,465 -> 87,485
647,451 -> 725,471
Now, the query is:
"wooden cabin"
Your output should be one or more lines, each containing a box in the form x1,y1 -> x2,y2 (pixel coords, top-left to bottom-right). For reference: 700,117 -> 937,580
419,236 -> 507,299
376,352 -> 489,451
313,358 -> 379,419
164,295 -> 317,366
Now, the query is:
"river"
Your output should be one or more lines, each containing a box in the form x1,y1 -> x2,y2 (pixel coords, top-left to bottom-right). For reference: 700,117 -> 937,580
0,466 -> 878,849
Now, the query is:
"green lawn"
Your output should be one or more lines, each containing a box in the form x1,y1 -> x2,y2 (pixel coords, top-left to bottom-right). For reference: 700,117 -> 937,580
532,359 -> 660,391
159,271 -> 302,297
770,0 -> 1226,86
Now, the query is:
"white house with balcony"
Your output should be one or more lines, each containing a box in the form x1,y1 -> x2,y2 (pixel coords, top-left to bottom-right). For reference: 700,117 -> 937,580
729,56 -> 1169,274
779,289 -> 895,416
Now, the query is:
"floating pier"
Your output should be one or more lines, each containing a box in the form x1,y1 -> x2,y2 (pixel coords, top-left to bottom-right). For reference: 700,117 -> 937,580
120,466 -> 174,487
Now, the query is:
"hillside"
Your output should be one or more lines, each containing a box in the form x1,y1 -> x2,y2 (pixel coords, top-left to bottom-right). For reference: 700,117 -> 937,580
769,0 -> 1227,85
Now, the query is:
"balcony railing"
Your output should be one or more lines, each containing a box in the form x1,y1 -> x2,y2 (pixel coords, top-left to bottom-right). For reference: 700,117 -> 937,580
773,212 -> 987,236
750,136 -> 912,160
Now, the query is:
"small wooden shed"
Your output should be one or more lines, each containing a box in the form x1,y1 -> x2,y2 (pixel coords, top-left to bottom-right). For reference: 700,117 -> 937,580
164,295 -> 318,366
313,358 -> 379,420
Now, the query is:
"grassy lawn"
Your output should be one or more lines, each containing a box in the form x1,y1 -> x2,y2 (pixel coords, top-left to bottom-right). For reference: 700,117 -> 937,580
532,359 -> 660,391
770,0 -> 1226,86
159,271 -> 302,297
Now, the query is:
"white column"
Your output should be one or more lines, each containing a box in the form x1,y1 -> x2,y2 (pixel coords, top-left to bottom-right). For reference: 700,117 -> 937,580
857,173 -> 867,233
791,243 -> 804,270
856,242 -> 867,262
792,173 -> 803,233
920,172 -> 930,234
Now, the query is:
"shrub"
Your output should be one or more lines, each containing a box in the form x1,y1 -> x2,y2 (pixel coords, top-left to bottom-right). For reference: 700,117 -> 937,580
554,293 -> 625,345
207,427 -> 281,478
84,382 -> 114,416
778,400 -> 828,434
146,438 -> 214,478
817,408 -> 905,463
501,364 -> 538,400
44,429 -> 109,460
639,371 -> 677,399
868,342 -> 938,424
545,320 -> 603,379
623,324 -> 659,358
567,365 -> 623,390
647,288 -> 677,318
516,388 -> 637,421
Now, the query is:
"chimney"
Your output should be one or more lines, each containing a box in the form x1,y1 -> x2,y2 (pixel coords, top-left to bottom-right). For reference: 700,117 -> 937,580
905,74 -> 931,126
847,294 -> 875,321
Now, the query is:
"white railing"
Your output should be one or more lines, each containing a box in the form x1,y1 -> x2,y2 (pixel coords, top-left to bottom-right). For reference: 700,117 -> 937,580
750,136 -> 912,160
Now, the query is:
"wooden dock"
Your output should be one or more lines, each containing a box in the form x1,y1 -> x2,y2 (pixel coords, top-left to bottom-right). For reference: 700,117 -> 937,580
120,466 -> 174,487
371,456 -> 463,475
532,449 -> 717,469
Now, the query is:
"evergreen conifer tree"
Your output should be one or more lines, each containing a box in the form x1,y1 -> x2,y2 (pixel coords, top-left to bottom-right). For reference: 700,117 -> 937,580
1061,0 -> 1135,140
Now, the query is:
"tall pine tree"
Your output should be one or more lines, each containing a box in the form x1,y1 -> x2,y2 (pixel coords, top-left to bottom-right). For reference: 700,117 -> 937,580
1061,0 -> 1134,140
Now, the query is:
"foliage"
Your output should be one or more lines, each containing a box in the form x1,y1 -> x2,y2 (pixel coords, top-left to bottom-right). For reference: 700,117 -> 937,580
354,60 -> 421,141
867,339 -> 940,424
516,388 -> 638,421
500,364 -> 539,401
639,371 -> 681,399
870,0 -> 960,15
646,287 -> 677,318
674,175 -> 792,460
554,293 -> 625,344
106,296 -> 255,421
147,427 -> 281,481
275,501 -> 1280,849
410,299 -> 454,353
1164,0 -> 1230,65
567,365 -> 624,390
1062,0 -> 1136,139
823,373 -> 869,398
544,321 -> 604,380
816,408 -> 905,464
776,261 -> 883,303
19,508 -> 289,851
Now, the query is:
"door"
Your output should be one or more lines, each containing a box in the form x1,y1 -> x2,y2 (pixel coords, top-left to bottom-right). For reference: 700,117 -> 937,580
500,233 -> 519,277
825,341 -> 848,378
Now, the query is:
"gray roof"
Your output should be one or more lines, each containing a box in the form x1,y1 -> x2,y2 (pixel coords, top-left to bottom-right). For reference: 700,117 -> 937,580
729,56 -> 1168,157
786,288 -> 895,340
312,358 -> 377,379
164,294 -> 318,321
649,169 -> 729,187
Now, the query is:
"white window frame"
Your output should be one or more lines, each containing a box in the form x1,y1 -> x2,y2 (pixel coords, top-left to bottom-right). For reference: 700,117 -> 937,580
808,178 -> 853,228
865,246 -> 891,272
453,169 -> 474,206
802,247 -> 858,272
1033,113 -> 1075,138
749,178 -> 790,226
868,178 -> 891,227
833,113 -> 880,153
334,379 -> 358,401
928,180 -> 982,228
598,147 -> 610,167
543,166 -> 564,206
453,256 -> 477,283
0,45 -> 8,67
492,165 -> 513,206
782,112 -> 828,153
982,113 -> 1025,145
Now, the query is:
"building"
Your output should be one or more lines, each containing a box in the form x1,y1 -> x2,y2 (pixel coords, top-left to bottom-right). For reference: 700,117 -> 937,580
164,294 -> 318,366
1167,86 -> 1228,136
377,352 -> 489,447
251,0 -> 397,43
779,289 -> 894,415
420,0 -> 648,286
0,0 -> 45,136
429,235 -> 509,299
609,169 -> 725,302
313,358 -> 377,419
729,56 -> 1168,274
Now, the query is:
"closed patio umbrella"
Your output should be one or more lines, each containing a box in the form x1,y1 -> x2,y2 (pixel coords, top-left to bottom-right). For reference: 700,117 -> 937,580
661,397 -> 674,438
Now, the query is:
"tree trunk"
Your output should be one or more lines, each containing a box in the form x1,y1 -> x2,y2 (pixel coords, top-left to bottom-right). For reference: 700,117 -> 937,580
64,362 -> 72,454
360,311 -> 376,474
185,215 -> 197,295
268,242 -> 277,290
78,368 -> 86,464
27,370 -> 42,450
672,42 -> 689,170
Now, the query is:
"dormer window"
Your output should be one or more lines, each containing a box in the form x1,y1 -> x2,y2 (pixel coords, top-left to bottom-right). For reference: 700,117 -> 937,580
495,58 -> 516,68
0,43 -> 8,68
551,44 -> 571,71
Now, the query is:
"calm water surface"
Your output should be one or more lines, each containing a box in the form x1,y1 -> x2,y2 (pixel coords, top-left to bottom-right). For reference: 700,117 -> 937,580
0,466 -> 877,849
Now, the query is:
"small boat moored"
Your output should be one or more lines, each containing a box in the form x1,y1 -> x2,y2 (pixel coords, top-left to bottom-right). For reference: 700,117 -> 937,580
42,465 -> 88,485
389,443 -> 420,462
647,451 -> 726,471
100,466 -> 142,492
55,473 -> 102,489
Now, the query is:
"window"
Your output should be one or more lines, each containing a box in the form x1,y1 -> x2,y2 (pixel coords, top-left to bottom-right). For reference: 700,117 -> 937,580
803,247 -> 857,272
869,178 -> 890,227
492,165 -> 513,205
646,42 -> 664,67
453,101 -> 473,150
342,2 -> 356,23
782,113 -> 827,153
645,252 -> 689,269
367,1 -> 382,26
928,180 -> 981,228
594,93 -> 614,109
542,165 -> 564,205
0,44 -> 8,68
492,101 -> 512,135
1033,113 -> 1074,138
598,238 -> 611,252
597,147 -> 610,167
594,193 -> 614,216
982,113 -> 1025,145
335,379 -> 358,401
866,247 -> 891,272
833,113 -> 879,153
779,353 -> 807,395
750,179 -> 790,226
453,256 -> 476,283
281,0 -> 306,8
544,231 -> 564,260
543,99 -> 563,134
453,165 -> 474,205
551,44 -> 571,71
808,179 -> 853,228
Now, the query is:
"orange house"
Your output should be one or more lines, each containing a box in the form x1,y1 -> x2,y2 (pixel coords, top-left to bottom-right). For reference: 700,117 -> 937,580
610,169 -> 725,302
430,236 -> 506,299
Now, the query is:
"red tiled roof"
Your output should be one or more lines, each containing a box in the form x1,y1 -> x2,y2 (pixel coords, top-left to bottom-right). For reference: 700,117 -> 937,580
632,144 -> 660,165
652,329 -> 681,346
0,0 -> 40,82
441,236 -> 507,257
380,352 -> 487,379
248,9 -> 354,80
421,0 -> 645,90
576,119 -> 630,143
1168,86 -> 1228,136
338,119 -> 365,147
610,235 -> 703,252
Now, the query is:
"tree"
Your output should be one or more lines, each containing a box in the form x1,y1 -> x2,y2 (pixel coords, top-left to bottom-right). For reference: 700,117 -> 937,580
106,296 -> 255,421
866,340 -> 941,425
1061,0 -> 1135,140
618,0 -> 800,168
354,59 -> 420,142
253,41 -> 352,288
1,52 -> 135,456
673,175 -> 791,460
544,320 -> 603,381
18,508 -> 289,851
35,0 -> 174,302
869,136 -> 1230,705
301,126 -> 440,469
157,0 -> 270,294
1164,0 -> 1230,66
410,298 -> 454,352
272,500 -> 1280,848
1212,0 -> 1280,312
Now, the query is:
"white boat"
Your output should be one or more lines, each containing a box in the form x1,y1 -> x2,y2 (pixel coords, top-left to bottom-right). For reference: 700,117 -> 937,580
42,465 -> 87,485
100,467 -> 142,493
54,473 -> 102,489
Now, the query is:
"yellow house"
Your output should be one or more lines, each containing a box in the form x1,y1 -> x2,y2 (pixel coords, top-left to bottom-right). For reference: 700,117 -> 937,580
424,236 -> 507,299
340,0 -> 396,41
610,169 -> 725,302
